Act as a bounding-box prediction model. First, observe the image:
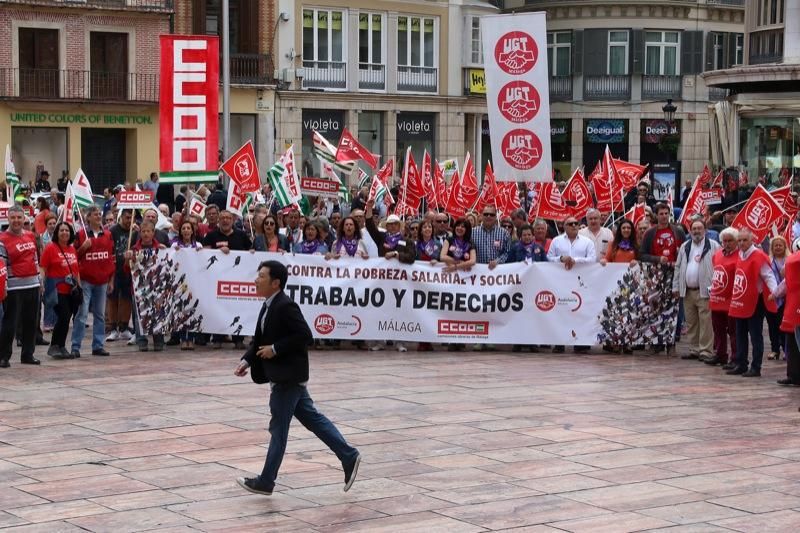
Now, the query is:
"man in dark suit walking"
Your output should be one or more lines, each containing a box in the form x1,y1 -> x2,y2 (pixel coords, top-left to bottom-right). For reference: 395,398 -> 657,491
234,260 -> 361,495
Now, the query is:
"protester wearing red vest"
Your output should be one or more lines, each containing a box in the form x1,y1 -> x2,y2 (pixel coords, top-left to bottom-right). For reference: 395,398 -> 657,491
770,238 -> 800,386
727,227 -> 778,377
0,258 -> 7,323
0,205 -> 42,367
707,228 -> 740,366
71,206 -> 115,358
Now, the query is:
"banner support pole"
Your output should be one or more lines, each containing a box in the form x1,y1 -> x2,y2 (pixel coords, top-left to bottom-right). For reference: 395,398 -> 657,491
221,0 -> 231,178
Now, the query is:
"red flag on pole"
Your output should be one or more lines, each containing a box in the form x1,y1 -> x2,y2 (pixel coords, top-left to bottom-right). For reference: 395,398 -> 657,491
474,161 -> 499,214
445,153 -> 480,219
771,181 -> 798,217
613,158 -> 647,191
395,148 -> 423,216
528,182 -> 567,221
496,182 -> 521,217
710,169 -> 725,189
697,164 -> 713,187
730,184 -> 787,243
623,203 -> 647,227
420,150 -> 439,210
562,168 -> 593,220
335,128 -> 379,169
432,160 -> 448,209
678,177 -> 706,228
220,141 -> 261,193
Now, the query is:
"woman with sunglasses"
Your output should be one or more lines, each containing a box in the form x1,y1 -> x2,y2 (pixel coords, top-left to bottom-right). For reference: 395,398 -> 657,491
500,217 -> 517,241
253,215 -> 289,252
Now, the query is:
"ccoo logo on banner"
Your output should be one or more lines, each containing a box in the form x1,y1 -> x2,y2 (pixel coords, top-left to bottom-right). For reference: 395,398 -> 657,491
482,14 -> 552,183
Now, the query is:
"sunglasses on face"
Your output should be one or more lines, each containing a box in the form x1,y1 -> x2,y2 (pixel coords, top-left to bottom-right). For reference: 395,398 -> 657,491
565,221 -> 579,226
483,212 -> 497,217
264,221 -> 275,226
502,224 -> 513,228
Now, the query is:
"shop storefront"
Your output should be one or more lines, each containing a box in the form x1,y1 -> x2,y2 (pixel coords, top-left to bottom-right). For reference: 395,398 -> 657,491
640,119 -> 680,168
396,112 -> 436,171
551,119 -> 571,181
357,111 -> 383,183
3,106 -> 159,191
301,109 -> 345,177
739,116 -> 800,186
583,119 -> 629,170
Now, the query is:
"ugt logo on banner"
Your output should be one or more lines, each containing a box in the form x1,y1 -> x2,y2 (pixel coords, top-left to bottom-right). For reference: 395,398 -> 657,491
159,35 -> 219,183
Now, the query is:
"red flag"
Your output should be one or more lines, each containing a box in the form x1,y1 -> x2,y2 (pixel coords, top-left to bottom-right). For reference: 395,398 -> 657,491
420,150 -> 439,210
697,164 -> 713,187
474,162 -> 499,214
730,184 -> 787,243
432,160 -> 448,209
592,160 -> 622,213
604,146 -> 625,212
779,167 -> 791,187
739,169 -> 749,187
496,182 -> 521,217
220,141 -> 260,193
678,177 -> 706,227
395,148 -> 424,216
528,182 -> 567,221
335,128 -> 379,169
613,158 -> 647,191
624,203 -> 647,227
445,153 -> 480,219
710,169 -> 724,189
562,168 -> 593,220
770,181 -> 798,217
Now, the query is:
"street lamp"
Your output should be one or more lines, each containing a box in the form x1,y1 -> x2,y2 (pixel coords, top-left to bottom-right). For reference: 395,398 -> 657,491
662,98 -> 677,124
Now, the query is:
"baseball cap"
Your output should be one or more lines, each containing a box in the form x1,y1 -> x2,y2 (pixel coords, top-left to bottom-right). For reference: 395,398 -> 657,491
386,214 -> 401,224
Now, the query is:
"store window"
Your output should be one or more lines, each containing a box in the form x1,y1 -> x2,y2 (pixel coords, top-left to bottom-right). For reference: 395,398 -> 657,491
547,32 -> 571,77
551,119 -> 572,181
607,31 -> 629,75
301,109 -> 345,178
357,112 -> 383,181
396,112 -> 435,171
739,117 -> 799,186
645,31 -> 679,76
11,127 -> 68,189
303,9 -> 345,66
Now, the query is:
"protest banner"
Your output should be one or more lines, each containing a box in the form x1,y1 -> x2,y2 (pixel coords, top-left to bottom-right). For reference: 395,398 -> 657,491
117,190 -> 156,210
132,250 -> 678,347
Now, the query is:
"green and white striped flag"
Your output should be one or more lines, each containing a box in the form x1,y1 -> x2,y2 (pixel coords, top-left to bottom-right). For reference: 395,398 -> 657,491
266,146 -> 303,208
5,145 -> 20,203
265,159 -> 291,207
357,168 -> 370,190
72,168 -> 95,208
312,130 -> 355,174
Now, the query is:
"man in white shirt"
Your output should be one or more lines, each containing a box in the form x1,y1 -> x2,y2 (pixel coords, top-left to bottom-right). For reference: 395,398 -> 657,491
578,209 -> 614,261
547,216 -> 596,353
672,219 -> 719,361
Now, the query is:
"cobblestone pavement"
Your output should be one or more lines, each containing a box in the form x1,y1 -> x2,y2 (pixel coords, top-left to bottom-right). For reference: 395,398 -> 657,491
1,339 -> 799,532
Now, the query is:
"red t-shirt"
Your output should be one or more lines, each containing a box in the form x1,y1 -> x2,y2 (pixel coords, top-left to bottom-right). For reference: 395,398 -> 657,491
652,227 -> 679,263
0,259 -> 7,301
781,253 -> 800,332
40,243 -> 79,295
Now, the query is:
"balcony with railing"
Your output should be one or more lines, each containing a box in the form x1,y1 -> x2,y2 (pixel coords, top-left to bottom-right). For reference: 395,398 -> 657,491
358,63 -> 385,91
583,75 -> 631,101
708,86 -> 729,101
549,76 -> 572,101
0,0 -> 173,12
230,53 -> 273,85
397,66 -> 438,93
642,75 -> 682,99
302,61 -> 346,90
0,68 -> 158,102
706,0 -> 745,6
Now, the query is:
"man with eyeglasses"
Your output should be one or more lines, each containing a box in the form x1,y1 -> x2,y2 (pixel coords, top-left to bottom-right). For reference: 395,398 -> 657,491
547,216 -> 596,354
433,214 -> 452,244
471,206 -> 509,270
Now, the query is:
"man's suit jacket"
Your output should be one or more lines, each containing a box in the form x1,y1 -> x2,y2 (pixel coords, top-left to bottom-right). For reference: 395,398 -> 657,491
242,291 -> 313,385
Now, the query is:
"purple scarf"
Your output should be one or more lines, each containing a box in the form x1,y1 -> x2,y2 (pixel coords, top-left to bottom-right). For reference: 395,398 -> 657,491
618,239 -> 634,251
384,232 -> 403,250
300,240 -> 321,254
449,237 -> 471,260
522,242 -> 536,259
417,239 -> 437,259
337,237 -> 359,257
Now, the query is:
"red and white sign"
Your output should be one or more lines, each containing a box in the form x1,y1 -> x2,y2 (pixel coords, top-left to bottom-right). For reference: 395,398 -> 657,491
562,168 -> 592,220
188,196 -> 207,217
216,280 -> 258,299
117,190 -> 156,210
0,202 -> 11,225
700,188 -> 724,206
314,314 -> 336,335
220,141 -> 260,193
159,35 -> 219,183
730,184 -> 787,243
482,13 -> 551,182
301,176 -> 339,197
336,128 -> 379,169
535,290 -> 556,311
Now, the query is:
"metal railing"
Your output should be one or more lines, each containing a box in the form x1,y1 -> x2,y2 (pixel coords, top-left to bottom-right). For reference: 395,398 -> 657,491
358,63 -> 385,91
549,76 -> 572,101
397,65 -> 438,93
708,87 -> 729,101
302,61 -> 346,90
0,0 -> 174,12
642,75 -> 682,99
0,68 -> 159,102
230,53 -> 273,85
583,75 -> 631,101
706,0 -> 745,6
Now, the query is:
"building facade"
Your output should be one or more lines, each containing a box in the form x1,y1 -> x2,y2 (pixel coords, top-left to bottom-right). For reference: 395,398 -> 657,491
704,0 -> 800,184
0,0 -> 278,191
273,0 -> 498,184
503,0 -> 746,185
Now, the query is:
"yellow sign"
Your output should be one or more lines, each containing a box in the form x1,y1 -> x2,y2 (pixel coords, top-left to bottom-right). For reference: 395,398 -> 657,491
468,69 -> 486,94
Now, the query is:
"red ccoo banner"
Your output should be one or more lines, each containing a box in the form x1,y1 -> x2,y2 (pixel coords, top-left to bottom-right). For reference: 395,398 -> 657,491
159,35 -> 219,183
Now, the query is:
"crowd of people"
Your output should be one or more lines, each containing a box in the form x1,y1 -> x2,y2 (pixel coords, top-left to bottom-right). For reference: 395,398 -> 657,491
0,171 -> 799,392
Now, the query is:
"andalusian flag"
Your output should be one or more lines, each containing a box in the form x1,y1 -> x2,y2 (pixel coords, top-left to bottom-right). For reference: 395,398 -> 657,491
5,145 -> 20,203
357,168 -> 370,189
265,147 -> 303,208
265,159 -> 291,207
72,168 -> 95,208
312,130 -> 355,174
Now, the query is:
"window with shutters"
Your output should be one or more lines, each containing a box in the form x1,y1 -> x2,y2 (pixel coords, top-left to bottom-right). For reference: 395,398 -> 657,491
547,32 -> 571,76
18,28 -> 59,98
758,0 -> 784,25
735,34 -> 744,65
607,31 -> 629,75
645,31 -> 679,75
194,0 -> 258,55
712,33 -> 724,70
90,32 -> 128,100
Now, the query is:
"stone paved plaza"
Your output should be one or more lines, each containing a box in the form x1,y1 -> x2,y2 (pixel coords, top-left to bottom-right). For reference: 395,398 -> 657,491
1,342 -> 800,532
